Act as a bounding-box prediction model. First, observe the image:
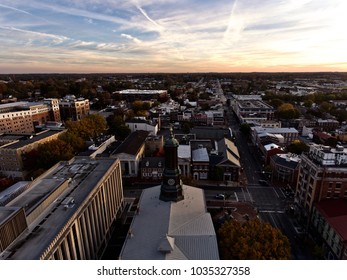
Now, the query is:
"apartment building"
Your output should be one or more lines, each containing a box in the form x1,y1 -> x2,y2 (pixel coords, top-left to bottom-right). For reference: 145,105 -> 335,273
0,102 -> 37,134
59,95 -> 90,121
295,144 -> 347,219
43,98 -> 61,122
0,101 -> 58,134
0,157 -> 124,260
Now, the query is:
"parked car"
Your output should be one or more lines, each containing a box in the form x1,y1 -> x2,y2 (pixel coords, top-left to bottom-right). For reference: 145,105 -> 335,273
215,194 -> 225,200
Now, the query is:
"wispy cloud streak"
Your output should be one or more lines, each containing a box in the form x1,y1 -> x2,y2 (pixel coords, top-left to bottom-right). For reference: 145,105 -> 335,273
0,0 -> 346,73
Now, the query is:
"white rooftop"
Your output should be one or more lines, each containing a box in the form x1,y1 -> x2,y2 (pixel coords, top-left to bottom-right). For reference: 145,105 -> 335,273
119,185 -> 219,260
254,127 -> 298,134
277,153 -> 301,162
264,143 -> 281,151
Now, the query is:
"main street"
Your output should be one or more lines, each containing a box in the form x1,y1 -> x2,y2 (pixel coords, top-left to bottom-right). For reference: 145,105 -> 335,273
225,104 -> 313,259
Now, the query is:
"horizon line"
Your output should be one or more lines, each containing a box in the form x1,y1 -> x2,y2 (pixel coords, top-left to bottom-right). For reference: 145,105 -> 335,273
1,71 -> 347,76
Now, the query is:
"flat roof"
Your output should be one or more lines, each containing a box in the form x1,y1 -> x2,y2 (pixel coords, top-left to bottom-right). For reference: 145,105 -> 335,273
0,207 -> 21,224
0,181 -> 30,204
2,130 -> 64,150
254,127 -> 298,133
119,89 -> 167,94
238,100 -> 273,109
0,102 -> 27,109
3,157 -> 119,259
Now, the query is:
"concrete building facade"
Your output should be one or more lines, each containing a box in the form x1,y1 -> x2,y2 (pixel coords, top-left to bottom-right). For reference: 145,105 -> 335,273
0,157 -> 124,260
59,96 -> 90,121
0,130 -> 66,179
231,98 -> 274,124
0,101 -> 60,134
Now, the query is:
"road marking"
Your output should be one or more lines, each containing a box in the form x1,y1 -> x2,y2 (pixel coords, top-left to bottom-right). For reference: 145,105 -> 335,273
268,212 -> 279,228
241,188 -> 245,201
234,192 -> 239,202
273,187 -> 280,198
259,210 -> 285,214
246,187 -> 253,202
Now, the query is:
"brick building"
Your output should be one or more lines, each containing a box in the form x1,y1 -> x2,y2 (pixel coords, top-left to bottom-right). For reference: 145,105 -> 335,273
295,144 -> 347,220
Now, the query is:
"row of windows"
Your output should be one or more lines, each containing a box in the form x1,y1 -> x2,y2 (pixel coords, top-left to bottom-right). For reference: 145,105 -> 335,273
142,173 -> 163,177
49,164 -> 123,260
1,112 -> 30,118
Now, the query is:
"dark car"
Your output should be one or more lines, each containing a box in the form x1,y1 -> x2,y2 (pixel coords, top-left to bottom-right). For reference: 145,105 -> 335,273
258,179 -> 269,186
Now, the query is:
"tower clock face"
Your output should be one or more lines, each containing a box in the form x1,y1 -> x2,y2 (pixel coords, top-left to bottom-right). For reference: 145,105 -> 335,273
168,178 -> 175,185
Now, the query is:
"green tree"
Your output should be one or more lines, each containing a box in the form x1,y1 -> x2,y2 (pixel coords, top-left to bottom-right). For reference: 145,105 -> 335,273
107,115 -> 131,140
218,219 -> 291,260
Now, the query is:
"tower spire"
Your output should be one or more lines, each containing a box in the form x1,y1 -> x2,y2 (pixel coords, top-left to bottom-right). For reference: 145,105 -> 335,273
159,127 -> 184,202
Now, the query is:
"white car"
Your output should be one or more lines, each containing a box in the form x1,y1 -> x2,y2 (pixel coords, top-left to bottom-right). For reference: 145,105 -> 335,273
215,194 -> 225,199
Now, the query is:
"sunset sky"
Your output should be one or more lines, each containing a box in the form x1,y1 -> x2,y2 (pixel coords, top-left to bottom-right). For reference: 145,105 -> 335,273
1,0 -> 347,73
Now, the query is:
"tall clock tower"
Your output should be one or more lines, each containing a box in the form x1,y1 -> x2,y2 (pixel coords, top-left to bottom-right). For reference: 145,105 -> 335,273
160,128 -> 184,202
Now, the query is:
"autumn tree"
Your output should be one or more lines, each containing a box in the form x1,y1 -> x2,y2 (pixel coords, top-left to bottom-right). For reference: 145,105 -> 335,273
276,103 -> 300,119
268,98 -> 284,109
36,139 -> 74,169
218,219 -> 291,260
65,114 -> 107,140
286,140 -> 309,155
59,131 -> 86,153
319,101 -> 333,113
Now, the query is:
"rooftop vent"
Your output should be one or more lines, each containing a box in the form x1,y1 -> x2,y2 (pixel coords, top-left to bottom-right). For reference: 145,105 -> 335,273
336,145 -> 344,151
61,197 -> 75,209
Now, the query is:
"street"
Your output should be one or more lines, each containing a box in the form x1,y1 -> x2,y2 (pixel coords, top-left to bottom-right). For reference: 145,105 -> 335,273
224,104 -> 313,259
